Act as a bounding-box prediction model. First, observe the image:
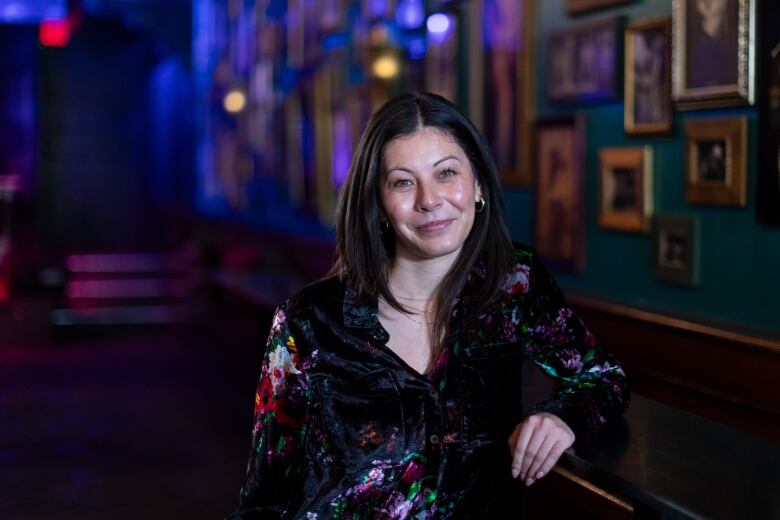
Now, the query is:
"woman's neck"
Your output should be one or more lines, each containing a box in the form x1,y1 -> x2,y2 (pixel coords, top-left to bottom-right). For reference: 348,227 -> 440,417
387,248 -> 460,302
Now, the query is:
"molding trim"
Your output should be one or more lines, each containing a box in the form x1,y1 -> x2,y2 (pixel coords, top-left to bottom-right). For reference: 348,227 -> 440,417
566,293 -> 780,355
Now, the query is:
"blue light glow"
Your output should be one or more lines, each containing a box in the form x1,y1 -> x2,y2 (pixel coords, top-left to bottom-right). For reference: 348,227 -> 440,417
395,0 -> 424,30
0,0 -> 66,24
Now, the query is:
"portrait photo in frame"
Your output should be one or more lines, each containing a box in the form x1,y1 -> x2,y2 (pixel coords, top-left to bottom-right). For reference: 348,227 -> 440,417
652,214 -> 698,286
469,0 -> 535,186
548,16 -> 623,104
672,0 -> 756,109
598,146 -> 653,232
625,17 -> 672,135
534,116 -> 586,273
684,117 -> 747,206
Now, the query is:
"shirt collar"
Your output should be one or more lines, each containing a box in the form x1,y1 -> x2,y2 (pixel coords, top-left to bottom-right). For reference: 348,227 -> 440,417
343,284 -> 380,329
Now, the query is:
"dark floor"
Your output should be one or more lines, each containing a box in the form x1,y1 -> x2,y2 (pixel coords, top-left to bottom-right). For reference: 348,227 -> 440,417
0,295 -> 263,519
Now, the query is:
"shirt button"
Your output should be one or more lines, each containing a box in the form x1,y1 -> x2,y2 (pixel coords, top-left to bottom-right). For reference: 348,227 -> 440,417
429,434 -> 440,445
428,389 -> 438,399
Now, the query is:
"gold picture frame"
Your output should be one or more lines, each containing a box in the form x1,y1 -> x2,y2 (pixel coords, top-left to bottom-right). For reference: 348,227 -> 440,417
625,17 -> 673,135
684,117 -> 747,206
672,0 -> 756,109
598,147 -> 653,232
469,0 -> 535,186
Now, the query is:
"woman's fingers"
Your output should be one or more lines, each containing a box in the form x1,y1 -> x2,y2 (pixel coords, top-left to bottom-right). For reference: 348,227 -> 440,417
525,435 -> 559,483
508,413 -> 576,486
519,423 -> 545,479
509,421 -> 535,478
537,440 -> 569,480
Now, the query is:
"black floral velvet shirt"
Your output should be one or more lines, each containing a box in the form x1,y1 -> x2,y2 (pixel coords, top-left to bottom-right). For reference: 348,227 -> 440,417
228,245 -> 630,519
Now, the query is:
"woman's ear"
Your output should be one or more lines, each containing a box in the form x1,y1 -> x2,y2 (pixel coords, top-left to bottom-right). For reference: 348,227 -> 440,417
475,181 -> 484,202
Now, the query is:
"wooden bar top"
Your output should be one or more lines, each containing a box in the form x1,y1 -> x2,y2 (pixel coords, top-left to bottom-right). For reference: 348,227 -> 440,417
523,362 -> 780,519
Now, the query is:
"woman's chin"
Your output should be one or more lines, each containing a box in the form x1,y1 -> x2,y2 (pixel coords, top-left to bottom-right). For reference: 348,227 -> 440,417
398,238 -> 463,262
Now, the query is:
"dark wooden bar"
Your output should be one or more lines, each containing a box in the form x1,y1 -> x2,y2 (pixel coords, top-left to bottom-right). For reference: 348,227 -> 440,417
522,362 -> 780,519
569,294 -> 780,443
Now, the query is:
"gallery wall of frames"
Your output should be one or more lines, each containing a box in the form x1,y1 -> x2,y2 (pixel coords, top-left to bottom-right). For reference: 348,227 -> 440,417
193,0 -> 780,334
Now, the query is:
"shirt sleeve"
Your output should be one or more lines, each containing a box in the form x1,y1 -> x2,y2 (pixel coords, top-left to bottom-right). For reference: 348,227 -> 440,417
521,251 -> 630,440
227,305 -> 309,519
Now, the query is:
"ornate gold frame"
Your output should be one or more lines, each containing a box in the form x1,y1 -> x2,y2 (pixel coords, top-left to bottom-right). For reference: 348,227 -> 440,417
672,0 -> 756,109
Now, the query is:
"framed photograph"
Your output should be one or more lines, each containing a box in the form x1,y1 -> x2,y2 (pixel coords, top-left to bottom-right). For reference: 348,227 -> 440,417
567,0 -> 635,16
469,0 -> 535,186
625,17 -> 672,135
684,117 -> 747,207
426,12 -> 459,103
672,0 -> 756,109
756,0 -> 780,226
598,147 -> 653,232
548,16 -> 623,104
652,214 -> 698,286
534,116 -> 586,273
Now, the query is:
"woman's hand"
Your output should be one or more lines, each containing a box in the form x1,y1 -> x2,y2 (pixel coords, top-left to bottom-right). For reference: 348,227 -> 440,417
507,412 -> 575,486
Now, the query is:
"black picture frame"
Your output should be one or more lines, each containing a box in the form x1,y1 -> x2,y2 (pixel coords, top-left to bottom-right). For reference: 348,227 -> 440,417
652,214 -> 698,286
756,0 -> 780,226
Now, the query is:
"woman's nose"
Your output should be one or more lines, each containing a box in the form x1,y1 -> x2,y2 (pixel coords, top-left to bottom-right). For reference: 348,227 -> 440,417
416,181 -> 443,212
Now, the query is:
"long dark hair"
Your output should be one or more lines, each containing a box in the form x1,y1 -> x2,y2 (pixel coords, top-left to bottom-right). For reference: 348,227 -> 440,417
329,92 -> 514,366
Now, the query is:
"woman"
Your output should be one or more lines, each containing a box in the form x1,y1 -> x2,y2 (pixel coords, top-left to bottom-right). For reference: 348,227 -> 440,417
228,92 -> 629,519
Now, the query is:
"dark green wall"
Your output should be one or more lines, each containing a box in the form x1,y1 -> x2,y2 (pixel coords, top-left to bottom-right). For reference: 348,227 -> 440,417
505,0 -> 780,334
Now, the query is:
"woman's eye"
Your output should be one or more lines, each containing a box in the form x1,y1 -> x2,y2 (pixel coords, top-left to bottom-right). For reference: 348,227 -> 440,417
440,168 -> 457,177
392,179 -> 412,188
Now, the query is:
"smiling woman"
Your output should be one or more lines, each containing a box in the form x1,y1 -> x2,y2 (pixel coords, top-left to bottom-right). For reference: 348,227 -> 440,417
227,92 -> 629,519
380,128 -> 481,264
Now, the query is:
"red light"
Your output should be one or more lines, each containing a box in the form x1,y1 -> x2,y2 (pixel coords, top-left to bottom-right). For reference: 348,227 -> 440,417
39,19 -> 70,48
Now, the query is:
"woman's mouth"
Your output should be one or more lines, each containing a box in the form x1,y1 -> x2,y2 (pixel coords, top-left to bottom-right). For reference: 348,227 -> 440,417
415,219 -> 454,233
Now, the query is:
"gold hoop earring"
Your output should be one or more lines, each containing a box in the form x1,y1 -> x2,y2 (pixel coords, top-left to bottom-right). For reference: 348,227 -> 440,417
475,197 -> 486,213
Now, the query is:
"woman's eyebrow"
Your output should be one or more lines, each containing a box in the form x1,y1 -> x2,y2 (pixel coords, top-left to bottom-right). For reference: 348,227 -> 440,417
434,155 -> 462,166
386,155 -> 462,174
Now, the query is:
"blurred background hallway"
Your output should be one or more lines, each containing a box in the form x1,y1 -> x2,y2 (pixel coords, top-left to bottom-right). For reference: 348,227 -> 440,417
1,0 -> 779,518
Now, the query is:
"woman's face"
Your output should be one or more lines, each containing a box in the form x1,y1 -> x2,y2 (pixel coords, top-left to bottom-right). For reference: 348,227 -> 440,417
379,127 -> 482,262
696,0 -> 727,21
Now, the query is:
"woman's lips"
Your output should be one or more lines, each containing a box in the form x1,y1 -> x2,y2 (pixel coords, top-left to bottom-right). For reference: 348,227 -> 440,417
416,219 -> 454,232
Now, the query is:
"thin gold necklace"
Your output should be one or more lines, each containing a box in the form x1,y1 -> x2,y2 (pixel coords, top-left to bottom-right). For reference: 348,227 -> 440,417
388,284 -> 434,303
379,297 -> 434,326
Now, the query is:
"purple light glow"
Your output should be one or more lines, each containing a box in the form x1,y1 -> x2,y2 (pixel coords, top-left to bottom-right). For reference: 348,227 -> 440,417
426,13 -> 453,44
426,13 -> 450,34
332,112 -> 351,189
396,0 -> 424,30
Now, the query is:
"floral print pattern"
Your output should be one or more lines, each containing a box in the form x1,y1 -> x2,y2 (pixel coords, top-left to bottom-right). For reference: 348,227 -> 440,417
228,245 -> 630,519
